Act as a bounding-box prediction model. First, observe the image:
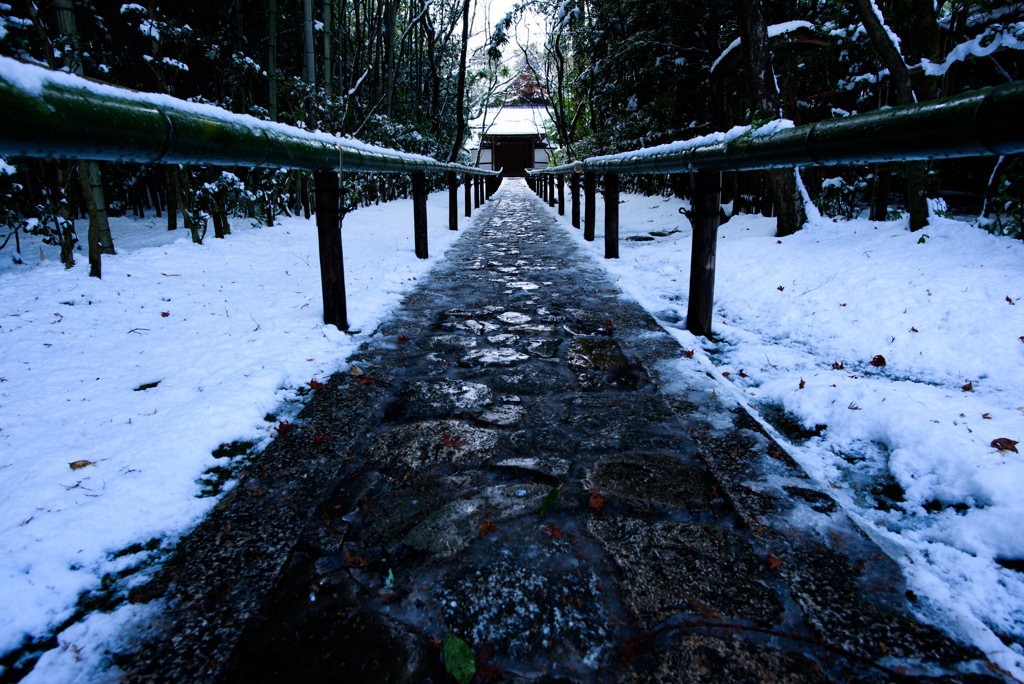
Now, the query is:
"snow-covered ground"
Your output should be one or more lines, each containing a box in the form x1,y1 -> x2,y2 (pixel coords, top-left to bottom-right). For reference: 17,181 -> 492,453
540,186 -> 1024,679
0,191 -> 473,680
3,179 -> 1024,680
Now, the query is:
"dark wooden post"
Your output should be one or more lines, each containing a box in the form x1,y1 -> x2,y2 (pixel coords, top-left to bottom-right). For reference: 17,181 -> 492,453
570,172 -> 580,228
464,174 -> 471,217
604,173 -> 619,258
583,172 -> 596,241
557,175 -> 565,216
687,171 -> 722,338
413,171 -> 428,259
448,171 -> 458,231
313,170 -> 347,330
474,176 -> 481,208
548,175 -> 556,207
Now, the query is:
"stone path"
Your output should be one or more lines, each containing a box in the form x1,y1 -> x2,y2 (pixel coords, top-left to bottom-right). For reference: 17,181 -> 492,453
123,180 -> 999,683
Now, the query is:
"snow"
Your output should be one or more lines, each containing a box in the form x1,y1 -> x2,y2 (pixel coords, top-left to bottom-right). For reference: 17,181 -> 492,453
0,57 -> 445,165
711,20 -> 814,74
470,106 -> 551,139
0,190 -> 475,673
921,22 -> 1024,77
536,187 -> 1024,679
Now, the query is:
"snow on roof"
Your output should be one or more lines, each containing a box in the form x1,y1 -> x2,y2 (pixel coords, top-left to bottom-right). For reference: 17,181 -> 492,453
711,20 -> 816,74
471,106 -> 551,139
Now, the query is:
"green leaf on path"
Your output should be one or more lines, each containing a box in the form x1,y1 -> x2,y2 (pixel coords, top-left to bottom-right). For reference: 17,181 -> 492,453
539,485 -> 562,518
443,631 -> 475,684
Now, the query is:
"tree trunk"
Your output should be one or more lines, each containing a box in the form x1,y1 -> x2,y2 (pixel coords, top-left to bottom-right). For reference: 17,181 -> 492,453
448,0 -> 470,162
268,0 -> 278,120
323,0 -> 333,97
852,0 -> 928,231
304,0 -> 316,86
385,0 -> 396,117
736,0 -> 806,237
166,165 -> 179,230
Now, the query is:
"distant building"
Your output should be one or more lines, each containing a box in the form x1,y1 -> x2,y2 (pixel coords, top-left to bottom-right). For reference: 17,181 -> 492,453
467,106 -> 554,177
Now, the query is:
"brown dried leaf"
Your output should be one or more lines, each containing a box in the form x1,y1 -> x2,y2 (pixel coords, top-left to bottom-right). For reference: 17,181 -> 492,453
477,520 -> 497,537
799,378 -> 805,389
442,433 -> 466,449
542,523 -> 564,539
777,286 -> 784,291
349,366 -> 365,377
588,488 -> 605,513
682,349 -> 694,359
869,355 -> 886,367
991,438 -> 1019,453
766,554 -> 784,571
721,372 -> 731,378
397,334 -> 411,344
832,361 -> 845,370
680,591 -> 722,619
738,369 -> 749,378
69,460 -> 95,471
962,381 -> 973,392
910,326 -> 919,333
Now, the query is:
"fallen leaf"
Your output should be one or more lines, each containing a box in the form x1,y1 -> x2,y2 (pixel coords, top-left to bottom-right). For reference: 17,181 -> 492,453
308,379 -> 324,391
542,523 -> 564,539
313,434 -> 331,444
962,381 -> 973,392
680,591 -> 722,619
738,369 -> 749,378
777,286 -> 784,291
160,273 -> 180,277
69,460 -> 95,470
869,355 -> 886,367
588,488 -> 606,513
443,632 -> 476,684
602,319 -> 614,326
442,433 -> 466,449
831,361 -> 845,370
539,486 -> 561,518
992,438 -> 1019,453
910,326 -> 919,333
477,520 -> 497,537
160,312 -> 170,318
766,554 -> 784,571
799,378 -> 805,389
349,366 -> 365,377
274,421 -> 292,435
396,334 -> 411,344
683,350 -> 695,359
983,413 -> 992,420
828,481 -> 843,489
848,402 -> 861,410
1008,296 -> 1016,305
840,303 -> 846,307
721,371 -> 731,378
776,240 -> 782,244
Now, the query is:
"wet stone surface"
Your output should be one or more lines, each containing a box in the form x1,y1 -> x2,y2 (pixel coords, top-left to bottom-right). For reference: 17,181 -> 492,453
121,180 -> 1000,684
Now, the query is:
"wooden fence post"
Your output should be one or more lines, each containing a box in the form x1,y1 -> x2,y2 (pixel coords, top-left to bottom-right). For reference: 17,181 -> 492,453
464,174 -> 471,217
548,175 -> 556,207
448,171 -> 458,231
557,175 -> 565,216
687,170 -> 722,338
584,172 -> 596,241
474,176 -> 480,208
570,172 -> 580,228
604,173 -> 619,258
413,171 -> 428,259
313,169 -> 347,330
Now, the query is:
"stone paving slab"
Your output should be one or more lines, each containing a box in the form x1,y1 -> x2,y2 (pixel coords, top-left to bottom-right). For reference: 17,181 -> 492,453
118,180 -> 1001,683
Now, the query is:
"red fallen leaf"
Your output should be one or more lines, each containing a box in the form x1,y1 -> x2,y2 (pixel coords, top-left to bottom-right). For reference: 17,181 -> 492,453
738,369 -> 749,378
442,432 -> 466,449
848,402 -> 861,410
840,303 -> 846,307
721,372 -> 731,378
962,381 -> 973,392
681,591 -> 722,619
683,350 -> 695,359
869,355 -> 886,367
910,327 -> 919,333
588,488 -> 606,513
357,378 -> 375,385
983,413 -> 992,419
397,334 -> 410,344
766,554 -> 784,571
602,319 -> 614,326
799,378 -> 806,389
992,438 -> 1018,453
776,240 -> 782,244
275,420 -> 292,435
1008,296 -> 1016,305
777,286 -> 784,291
542,523 -> 564,539
477,520 -> 497,537
161,311 -> 170,317
308,379 -> 324,391
832,361 -> 845,370
313,434 -> 331,444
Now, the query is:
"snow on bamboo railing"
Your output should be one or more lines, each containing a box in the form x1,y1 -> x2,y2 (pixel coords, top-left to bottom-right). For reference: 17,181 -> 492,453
0,56 -> 501,330
524,80 -> 1024,337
